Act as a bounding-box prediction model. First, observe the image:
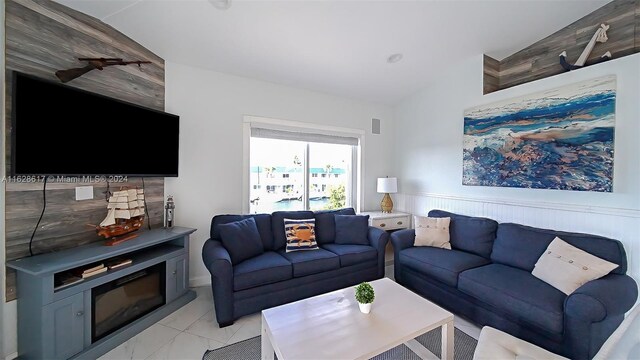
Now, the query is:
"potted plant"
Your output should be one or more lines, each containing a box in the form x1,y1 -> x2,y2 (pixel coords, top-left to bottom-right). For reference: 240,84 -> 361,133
355,282 -> 375,314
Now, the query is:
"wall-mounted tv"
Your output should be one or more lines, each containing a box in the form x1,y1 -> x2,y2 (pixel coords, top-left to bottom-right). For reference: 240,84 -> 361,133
11,72 -> 179,177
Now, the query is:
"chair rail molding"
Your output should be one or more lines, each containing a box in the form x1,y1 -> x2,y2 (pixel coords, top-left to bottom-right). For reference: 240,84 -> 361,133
402,192 -> 640,218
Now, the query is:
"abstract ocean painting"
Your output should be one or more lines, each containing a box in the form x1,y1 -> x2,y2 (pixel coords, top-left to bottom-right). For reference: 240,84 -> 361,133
463,76 -> 615,192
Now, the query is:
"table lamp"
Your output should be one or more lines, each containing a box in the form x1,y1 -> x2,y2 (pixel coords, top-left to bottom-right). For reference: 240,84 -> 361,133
377,177 -> 397,213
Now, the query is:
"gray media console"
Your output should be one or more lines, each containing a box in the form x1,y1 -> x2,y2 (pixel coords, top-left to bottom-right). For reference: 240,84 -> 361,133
7,227 -> 197,359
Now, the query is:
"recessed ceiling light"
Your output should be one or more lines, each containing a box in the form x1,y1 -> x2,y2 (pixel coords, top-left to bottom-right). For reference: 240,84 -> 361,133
387,53 -> 403,64
209,0 -> 232,10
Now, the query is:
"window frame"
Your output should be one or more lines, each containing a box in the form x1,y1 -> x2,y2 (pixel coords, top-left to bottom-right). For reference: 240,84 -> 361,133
242,115 -> 364,213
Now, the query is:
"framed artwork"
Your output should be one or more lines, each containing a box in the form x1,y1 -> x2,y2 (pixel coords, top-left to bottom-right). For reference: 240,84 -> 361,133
463,75 -> 616,192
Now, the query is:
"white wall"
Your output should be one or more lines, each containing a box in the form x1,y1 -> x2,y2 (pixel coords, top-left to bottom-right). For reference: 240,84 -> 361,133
164,62 -> 395,286
394,53 -> 640,282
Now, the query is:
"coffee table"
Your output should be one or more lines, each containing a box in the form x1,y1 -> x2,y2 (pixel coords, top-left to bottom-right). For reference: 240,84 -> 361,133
261,278 -> 454,360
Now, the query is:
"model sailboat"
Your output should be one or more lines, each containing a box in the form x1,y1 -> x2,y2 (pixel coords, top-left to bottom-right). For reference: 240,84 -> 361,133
97,188 -> 145,246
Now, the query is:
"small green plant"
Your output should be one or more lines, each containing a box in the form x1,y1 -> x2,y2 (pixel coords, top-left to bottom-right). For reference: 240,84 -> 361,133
355,282 -> 375,304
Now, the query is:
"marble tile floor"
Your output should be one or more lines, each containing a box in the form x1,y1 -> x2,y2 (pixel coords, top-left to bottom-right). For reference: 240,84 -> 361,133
98,265 -> 481,359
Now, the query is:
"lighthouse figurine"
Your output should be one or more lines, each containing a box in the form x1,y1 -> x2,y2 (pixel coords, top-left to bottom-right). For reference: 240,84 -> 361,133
164,195 -> 175,229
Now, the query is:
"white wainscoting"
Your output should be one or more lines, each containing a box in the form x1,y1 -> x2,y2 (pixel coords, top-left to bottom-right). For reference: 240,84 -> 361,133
396,193 -> 640,283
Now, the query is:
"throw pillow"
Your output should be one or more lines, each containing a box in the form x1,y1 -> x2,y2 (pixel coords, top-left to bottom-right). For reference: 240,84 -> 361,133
334,215 -> 370,245
284,218 -> 318,252
414,215 -> 452,249
314,208 -> 356,244
532,237 -> 619,295
218,217 -> 265,265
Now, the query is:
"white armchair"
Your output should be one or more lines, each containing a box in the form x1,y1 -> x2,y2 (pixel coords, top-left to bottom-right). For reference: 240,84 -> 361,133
473,305 -> 639,360
473,327 -> 568,360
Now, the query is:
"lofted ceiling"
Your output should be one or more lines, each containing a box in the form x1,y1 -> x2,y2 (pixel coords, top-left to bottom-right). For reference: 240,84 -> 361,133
55,0 -> 611,105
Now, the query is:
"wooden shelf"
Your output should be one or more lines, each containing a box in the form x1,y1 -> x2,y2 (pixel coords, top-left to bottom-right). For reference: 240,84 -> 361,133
483,1 -> 638,94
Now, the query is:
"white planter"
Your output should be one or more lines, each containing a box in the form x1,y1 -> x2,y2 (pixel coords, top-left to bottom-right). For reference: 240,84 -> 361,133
358,302 -> 372,314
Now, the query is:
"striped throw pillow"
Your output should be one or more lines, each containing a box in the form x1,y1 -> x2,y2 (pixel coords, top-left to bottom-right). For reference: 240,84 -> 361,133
284,218 -> 318,252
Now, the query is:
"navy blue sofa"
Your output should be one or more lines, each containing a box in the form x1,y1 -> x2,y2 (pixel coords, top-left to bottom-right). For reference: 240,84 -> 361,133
202,208 -> 389,327
391,210 -> 637,360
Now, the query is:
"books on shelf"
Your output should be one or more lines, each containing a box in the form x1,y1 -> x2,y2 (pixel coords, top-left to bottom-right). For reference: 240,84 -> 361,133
54,273 -> 84,290
105,258 -> 133,270
80,266 -> 107,278
54,258 -> 134,291
83,263 -> 105,274
72,263 -> 106,278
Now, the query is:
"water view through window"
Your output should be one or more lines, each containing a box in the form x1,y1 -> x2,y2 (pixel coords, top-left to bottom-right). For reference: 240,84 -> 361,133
249,138 -> 353,213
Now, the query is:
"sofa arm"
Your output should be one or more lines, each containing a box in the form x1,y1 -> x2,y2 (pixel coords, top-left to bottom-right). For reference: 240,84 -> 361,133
368,226 -> 389,278
390,229 -> 415,283
202,239 -> 232,273
390,229 -> 415,251
562,274 -> 638,359
201,239 -> 235,326
565,274 -> 638,323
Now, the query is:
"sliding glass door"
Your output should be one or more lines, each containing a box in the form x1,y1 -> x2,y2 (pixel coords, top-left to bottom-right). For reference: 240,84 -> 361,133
249,137 -> 356,214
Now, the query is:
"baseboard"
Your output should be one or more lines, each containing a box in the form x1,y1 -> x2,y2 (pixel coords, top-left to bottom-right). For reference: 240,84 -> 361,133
5,352 -> 16,360
189,275 -> 210,287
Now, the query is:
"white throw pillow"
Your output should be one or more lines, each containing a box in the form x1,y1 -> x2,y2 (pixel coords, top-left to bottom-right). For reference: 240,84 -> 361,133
414,215 -> 451,249
532,237 -> 618,295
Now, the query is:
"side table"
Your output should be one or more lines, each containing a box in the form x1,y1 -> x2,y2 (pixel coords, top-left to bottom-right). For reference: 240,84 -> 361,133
359,211 -> 411,267
359,211 -> 411,231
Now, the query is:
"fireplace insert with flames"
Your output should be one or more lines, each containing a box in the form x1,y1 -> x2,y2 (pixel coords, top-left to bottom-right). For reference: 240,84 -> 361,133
92,263 -> 166,342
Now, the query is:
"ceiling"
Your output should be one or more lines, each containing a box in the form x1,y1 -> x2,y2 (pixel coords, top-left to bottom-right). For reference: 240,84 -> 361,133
55,0 -> 611,105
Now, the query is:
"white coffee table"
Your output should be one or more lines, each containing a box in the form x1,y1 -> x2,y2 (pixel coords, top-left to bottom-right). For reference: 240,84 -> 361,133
261,278 -> 454,360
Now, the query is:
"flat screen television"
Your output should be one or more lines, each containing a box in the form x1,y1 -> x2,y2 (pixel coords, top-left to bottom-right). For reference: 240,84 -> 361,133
11,72 -> 179,177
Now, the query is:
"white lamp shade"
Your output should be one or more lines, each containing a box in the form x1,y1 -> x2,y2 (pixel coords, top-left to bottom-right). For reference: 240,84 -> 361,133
377,177 -> 398,193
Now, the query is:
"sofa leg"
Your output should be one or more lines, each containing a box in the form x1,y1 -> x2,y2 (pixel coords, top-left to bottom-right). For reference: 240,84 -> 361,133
218,320 -> 234,328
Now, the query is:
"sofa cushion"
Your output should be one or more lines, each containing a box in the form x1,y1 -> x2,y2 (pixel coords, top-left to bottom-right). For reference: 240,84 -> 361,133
414,215 -> 451,249
218,217 -> 265,265
314,208 -> 356,244
278,248 -> 339,277
334,215 -> 370,245
428,210 -> 497,259
322,244 -> 377,267
271,211 -> 315,250
399,247 -> 490,287
233,251 -> 292,291
492,223 -> 627,274
532,237 -> 618,295
458,264 -> 566,334
284,218 -> 318,252
211,214 -> 274,250
474,327 -> 569,360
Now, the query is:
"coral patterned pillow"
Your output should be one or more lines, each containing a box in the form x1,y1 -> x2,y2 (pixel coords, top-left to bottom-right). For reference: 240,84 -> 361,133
284,218 -> 318,252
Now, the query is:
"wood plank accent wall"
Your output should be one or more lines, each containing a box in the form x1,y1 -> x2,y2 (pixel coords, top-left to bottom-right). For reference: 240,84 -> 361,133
484,0 -> 640,94
4,0 -> 166,301
482,55 -> 500,94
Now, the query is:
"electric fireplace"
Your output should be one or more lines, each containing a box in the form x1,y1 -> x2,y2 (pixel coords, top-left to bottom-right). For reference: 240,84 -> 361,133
92,263 -> 166,342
